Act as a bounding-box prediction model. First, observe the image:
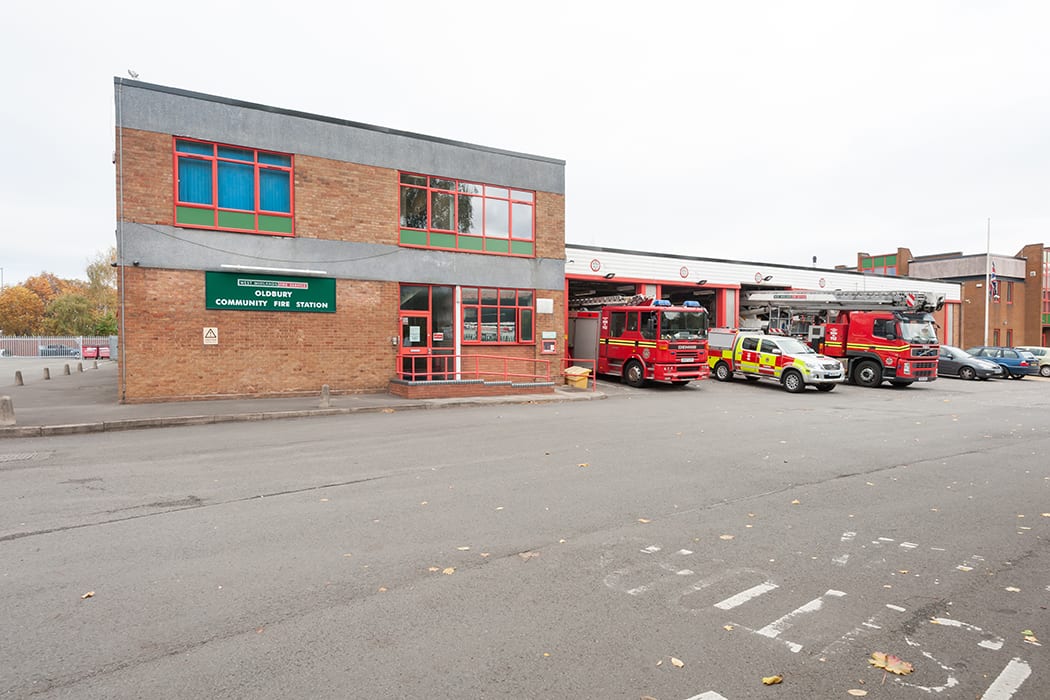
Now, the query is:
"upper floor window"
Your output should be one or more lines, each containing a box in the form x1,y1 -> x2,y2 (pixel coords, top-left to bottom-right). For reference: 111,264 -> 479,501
860,255 -> 897,276
399,173 -> 535,257
174,138 -> 294,235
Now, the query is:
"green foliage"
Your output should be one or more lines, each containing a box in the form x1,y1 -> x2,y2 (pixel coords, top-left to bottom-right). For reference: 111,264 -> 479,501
43,293 -> 95,335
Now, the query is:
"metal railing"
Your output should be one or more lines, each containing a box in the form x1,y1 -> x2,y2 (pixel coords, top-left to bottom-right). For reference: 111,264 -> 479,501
0,336 -> 117,359
396,352 -> 552,384
562,357 -> 597,391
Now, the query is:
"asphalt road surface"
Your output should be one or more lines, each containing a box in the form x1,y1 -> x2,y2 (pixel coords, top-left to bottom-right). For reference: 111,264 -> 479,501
2,375 -> 1048,699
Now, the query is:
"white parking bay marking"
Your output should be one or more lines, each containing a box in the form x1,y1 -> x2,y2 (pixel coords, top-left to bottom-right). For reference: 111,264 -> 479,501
714,581 -> 778,610
683,693 -> 729,700
755,590 -> 846,646
981,658 -> 1031,699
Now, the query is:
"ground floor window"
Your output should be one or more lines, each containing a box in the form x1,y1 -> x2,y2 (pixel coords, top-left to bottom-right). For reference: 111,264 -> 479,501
460,287 -> 534,344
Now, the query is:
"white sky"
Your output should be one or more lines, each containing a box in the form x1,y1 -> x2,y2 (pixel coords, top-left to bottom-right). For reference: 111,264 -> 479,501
3,1 -> 1049,287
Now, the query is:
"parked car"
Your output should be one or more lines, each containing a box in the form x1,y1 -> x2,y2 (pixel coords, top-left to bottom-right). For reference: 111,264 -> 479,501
38,344 -> 81,358
1015,346 -> 1050,378
964,346 -> 1039,379
937,345 -> 1002,380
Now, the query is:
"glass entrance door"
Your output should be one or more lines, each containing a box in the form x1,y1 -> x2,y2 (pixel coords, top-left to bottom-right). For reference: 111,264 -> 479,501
400,312 -> 431,380
399,285 -> 456,381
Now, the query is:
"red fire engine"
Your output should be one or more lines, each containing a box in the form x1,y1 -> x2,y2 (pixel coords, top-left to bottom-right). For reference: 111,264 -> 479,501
740,289 -> 945,388
568,296 -> 710,387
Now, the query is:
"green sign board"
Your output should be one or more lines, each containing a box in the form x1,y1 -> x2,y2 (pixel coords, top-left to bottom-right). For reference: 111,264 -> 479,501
205,271 -> 336,313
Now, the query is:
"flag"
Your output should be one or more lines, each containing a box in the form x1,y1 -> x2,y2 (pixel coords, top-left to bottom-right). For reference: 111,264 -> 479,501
989,262 -> 999,299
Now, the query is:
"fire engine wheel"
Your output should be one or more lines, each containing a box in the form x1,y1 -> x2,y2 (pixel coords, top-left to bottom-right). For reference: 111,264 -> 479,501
713,362 -> 733,382
782,369 -> 805,393
958,366 -> 977,381
623,360 -> 647,388
853,360 -> 882,388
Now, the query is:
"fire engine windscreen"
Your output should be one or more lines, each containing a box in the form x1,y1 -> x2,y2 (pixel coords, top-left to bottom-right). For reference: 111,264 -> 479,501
898,316 -> 939,344
659,310 -> 709,340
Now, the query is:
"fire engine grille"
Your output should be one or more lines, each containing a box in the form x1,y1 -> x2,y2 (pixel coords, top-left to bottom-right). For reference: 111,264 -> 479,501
913,347 -> 939,357
913,361 -> 938,371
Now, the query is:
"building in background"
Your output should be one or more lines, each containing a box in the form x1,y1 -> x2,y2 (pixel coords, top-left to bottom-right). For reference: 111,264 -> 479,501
114,79 -> 565,402
855,245 -> 1049,347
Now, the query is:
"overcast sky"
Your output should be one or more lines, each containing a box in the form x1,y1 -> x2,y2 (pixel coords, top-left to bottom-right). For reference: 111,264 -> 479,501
3,1 -> 1049,287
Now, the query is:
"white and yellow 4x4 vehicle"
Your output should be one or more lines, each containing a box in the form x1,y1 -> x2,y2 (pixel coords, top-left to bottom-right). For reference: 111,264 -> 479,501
708,330 -> 845,393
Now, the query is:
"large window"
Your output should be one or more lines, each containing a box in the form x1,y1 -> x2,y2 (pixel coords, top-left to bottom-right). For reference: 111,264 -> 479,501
399,173 -> 535,256
461,287 -> 534,344
174,138 -> 293,235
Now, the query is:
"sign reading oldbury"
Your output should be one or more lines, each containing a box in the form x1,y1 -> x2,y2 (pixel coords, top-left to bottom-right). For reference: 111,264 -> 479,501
206,272 -> 336,313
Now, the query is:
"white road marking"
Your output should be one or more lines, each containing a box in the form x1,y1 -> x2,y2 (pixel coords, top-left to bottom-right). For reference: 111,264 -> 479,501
840,531 -> 856,542
877,537 -> 896,542
676,549 -> 694,555
642,545 -> 661,554
981,658 -> 1031,699
900,541 -> 919,549
756,590 -> 846,642
832,554 -> 850,566
886,604 -> 907,612
930,617 -> 1004,650
713,581 -> 778,610
683,692 -> 729,700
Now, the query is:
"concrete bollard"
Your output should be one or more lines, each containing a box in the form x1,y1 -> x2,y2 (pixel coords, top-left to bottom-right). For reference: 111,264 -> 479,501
64,364 -> 71,376
15,371 -> 23,386
93,361 -> 98,370
320,384 -> 331,408
0,396 -> 13,426
43,368 -> 51,381
77,362 -> 84,372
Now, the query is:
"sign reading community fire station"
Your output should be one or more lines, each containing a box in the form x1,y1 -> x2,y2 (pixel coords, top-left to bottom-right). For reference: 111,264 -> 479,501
205,272 -> 336,313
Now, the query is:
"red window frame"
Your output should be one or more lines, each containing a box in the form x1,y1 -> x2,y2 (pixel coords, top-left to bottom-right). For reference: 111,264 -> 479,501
461,287 -> 535,345
173,137 -> 295,236
399,172 -> 536,257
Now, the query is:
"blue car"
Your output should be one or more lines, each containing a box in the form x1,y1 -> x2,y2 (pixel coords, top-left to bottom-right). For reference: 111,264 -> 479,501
964,346 -> 1039,379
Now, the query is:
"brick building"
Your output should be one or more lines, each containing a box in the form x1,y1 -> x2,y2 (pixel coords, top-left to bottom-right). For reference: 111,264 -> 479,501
857,245 -> 1050,347
114,79 -> 565,402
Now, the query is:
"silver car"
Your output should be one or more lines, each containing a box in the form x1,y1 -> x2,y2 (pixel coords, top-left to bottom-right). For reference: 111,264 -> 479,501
938,345 -> 1001,380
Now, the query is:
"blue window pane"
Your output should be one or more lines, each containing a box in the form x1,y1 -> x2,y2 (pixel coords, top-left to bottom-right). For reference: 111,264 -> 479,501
217,146 -> 254,162
218,161 -> 254,210
260,169 -> 290,213
178,157 -> 213,204
176,140 -> 213,156
258,152 -> 291,167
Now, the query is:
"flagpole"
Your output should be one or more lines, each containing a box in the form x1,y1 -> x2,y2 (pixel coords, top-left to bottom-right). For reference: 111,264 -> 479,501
983,218 -> 990,346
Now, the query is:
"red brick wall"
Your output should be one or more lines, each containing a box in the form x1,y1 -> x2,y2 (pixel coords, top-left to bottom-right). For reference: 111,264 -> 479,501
119,268 -> 401,401
117,129 -> 171,225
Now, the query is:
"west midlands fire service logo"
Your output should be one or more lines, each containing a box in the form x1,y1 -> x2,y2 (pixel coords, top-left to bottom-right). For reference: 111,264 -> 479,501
590,259 -> 602,272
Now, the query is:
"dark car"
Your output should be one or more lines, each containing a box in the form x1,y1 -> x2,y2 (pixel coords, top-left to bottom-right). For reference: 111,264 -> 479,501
938,345 -> 1002,380
38,344 -> 81,358
964,346 -> 1039,379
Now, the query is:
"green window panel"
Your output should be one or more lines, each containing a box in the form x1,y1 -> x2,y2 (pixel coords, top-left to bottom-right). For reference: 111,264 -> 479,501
258,214 -> 293,234
218,211 -> 256,230
176,206 -> 215,227
511,240 -> 534,256
485,239 -> 510,254
430,232 -> 457,249
400,229 -> 428,246
458,235 -> 484,251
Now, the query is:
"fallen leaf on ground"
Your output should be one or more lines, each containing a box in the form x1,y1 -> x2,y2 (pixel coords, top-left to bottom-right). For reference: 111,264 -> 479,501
1005,586 -> 1021,592
428,567 -> 440,572
456,546 -> 470,551
720,534 -> 735,540
761,675 -> 783,685
638,518 -> 652,523
518,551 -> 540,561
81,591 -> 95,599
671,657 -> 685,668
381,408 -> 395,413
442,567 -> 455,575
791,499 -> 801,505
723,625 -> 734,631
869,651 -> 914,675
578,463 -> 589,468
378,587 -> 387,592
847,690 -> 868,697
420,501 -> 428,506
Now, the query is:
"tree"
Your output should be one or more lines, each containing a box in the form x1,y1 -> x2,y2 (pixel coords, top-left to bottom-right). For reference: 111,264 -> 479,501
43,292 -> 95,335
23,272 -> 76,307
85,247 -> 118,324
0,286 -> 45,335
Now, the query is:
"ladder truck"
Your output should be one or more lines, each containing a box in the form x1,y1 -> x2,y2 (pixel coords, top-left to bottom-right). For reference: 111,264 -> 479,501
568,295 -> 710,387
740,289 -> 945,388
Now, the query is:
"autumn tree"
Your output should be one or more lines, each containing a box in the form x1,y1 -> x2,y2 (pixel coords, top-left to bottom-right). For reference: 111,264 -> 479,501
0,286 -> 45,335
22,272 -> 76,307
42,293 -> 95,335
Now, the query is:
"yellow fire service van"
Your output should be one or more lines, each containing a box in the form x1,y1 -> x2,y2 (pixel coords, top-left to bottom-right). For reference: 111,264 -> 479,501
708,329 -> 845,393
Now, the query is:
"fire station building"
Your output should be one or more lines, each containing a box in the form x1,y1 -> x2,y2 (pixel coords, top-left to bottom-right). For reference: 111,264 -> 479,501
115,79 -> 566,402
565,244 -> 962,344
